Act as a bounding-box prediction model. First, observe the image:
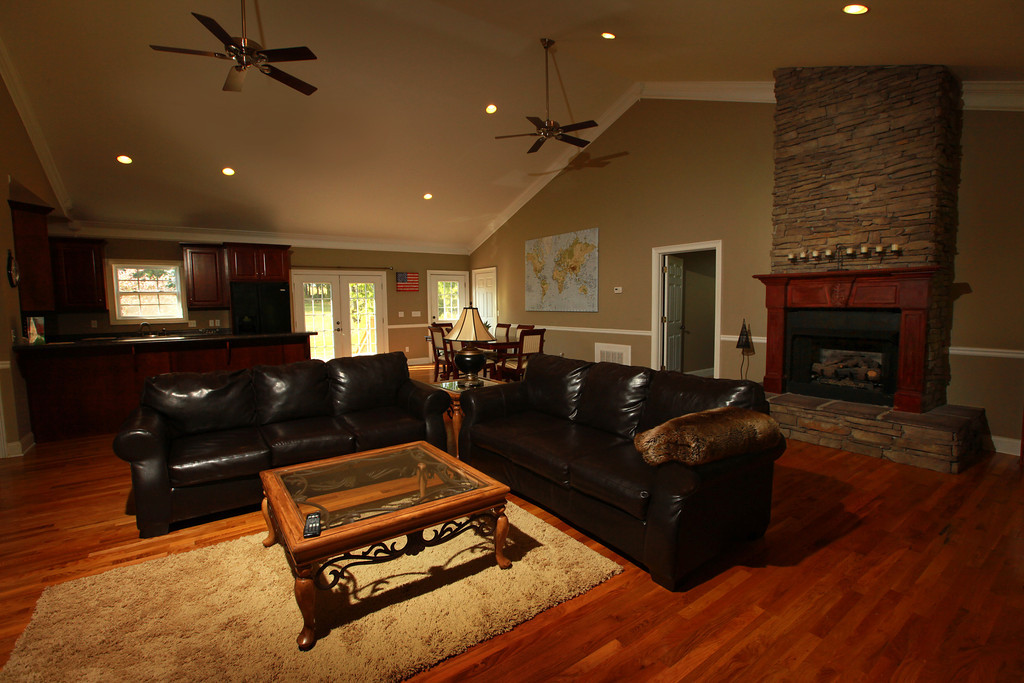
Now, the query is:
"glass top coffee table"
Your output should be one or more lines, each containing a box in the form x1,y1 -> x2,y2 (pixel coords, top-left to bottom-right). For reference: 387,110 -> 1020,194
259,440 -> 511,650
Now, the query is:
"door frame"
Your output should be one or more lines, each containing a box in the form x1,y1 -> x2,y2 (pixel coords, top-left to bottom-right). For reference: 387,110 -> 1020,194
290,268 -> 390,358
426,270 -> 470,324
650,241 -> 721,375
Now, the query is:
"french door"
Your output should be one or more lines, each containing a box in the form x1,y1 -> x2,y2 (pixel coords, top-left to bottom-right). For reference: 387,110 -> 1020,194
291,270 -> 388,361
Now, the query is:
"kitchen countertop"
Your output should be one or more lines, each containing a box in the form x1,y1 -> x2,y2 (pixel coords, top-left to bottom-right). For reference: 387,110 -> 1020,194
13,331 -> 315,352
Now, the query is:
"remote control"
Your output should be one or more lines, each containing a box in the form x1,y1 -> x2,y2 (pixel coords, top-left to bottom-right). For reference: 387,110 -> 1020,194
303,511 -> 321,538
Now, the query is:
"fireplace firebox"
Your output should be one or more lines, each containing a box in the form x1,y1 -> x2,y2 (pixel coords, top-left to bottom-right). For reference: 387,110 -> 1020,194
785,309 -> 900,406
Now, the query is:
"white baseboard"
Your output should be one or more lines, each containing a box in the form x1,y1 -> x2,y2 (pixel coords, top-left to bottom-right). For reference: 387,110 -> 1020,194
689,367 -> 715,377
4,432 -> 35,458
991,435 -> 1021,456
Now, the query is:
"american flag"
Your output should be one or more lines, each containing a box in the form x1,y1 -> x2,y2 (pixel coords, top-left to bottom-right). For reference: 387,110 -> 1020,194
396,272 -> 420,292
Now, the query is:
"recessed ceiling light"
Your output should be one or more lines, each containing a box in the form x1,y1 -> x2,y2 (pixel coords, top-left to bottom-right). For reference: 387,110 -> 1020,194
222,167 -> 235,176
116,155 -> 133,164
843,4 -> 869,14
485,104 -> 497,114
601,32 -> 616,40
423,193 -> 433,200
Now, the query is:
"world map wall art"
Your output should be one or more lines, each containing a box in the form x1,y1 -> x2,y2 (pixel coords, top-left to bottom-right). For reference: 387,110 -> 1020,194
525,227 -> 598,312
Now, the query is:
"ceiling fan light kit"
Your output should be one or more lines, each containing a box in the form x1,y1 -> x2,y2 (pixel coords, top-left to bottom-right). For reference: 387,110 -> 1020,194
150,1 -> 318,95
495,38 -> 598,153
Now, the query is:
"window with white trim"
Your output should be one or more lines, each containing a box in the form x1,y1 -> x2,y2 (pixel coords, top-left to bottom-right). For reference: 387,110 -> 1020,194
106,260 -> 189,325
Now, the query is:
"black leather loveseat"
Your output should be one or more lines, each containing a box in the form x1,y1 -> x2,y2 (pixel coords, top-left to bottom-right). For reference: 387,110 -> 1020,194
458,354 -> 786,590
114,351 -> 451,537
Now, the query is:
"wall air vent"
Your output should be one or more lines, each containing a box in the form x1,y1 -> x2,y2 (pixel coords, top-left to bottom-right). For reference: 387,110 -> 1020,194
595,343 -> 631,366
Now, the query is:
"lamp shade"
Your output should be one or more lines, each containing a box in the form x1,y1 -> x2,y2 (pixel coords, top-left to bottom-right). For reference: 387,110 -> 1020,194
445,305 -> 494,343
736,319 -> 754,351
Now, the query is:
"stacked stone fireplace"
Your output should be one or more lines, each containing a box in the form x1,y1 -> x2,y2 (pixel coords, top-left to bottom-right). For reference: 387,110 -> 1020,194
757,65 -> 985,472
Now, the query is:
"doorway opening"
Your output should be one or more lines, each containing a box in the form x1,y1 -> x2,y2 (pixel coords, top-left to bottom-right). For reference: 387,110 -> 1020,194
290,269 -> 388,361
650,241 -> 721,375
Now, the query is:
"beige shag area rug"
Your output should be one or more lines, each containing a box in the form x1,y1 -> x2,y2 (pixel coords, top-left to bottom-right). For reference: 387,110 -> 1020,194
1,504 -> 620,682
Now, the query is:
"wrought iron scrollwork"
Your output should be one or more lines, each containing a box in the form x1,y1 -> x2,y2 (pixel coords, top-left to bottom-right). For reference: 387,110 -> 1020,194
316,516 -> 483,589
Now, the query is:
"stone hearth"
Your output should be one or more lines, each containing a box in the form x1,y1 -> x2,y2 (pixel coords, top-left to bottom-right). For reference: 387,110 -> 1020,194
769,393 -> 985,473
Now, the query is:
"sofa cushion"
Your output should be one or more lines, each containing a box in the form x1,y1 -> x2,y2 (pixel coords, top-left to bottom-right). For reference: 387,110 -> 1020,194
523,354 -> 593,420
475,419 -> 630,488
144,369 -> 254,436
569,443 -> 656,520
634,407 -> 784,466
340,406 -> 427,451
167,427 -> 270,486
327,352 -> 409,415
575,362 -> 652,438
260,416 -> 356,467
638,371 -> 769,431
253,360 -> 330,425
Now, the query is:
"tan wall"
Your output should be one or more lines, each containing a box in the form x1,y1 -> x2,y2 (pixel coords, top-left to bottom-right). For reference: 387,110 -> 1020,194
949,109 -> 1024,440
470,98 -> 1023,447
470,98 -> 776,371
0,73 -> 62,453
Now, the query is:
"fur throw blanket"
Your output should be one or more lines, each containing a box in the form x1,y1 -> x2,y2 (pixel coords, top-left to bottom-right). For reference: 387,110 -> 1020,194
634,407 -> 783,466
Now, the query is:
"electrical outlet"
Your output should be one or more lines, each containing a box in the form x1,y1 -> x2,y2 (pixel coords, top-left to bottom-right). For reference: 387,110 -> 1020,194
208,320 -> 215,327
90,320 -> 98,328
613,286 -> 623,294
398,311 -> 405,318
214,319 -> 221,327
404,346 -> 409,352
188,320 -> 197,328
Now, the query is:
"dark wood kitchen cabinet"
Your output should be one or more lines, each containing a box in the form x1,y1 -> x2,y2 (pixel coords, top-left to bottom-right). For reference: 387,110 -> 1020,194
8,200 -> 55,312
181,244 -> 229,308
224,243 -> 290,282
50,237 -> 107,311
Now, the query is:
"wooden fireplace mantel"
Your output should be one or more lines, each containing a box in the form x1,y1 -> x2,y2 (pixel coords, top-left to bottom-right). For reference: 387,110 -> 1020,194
753,267 -> 940,413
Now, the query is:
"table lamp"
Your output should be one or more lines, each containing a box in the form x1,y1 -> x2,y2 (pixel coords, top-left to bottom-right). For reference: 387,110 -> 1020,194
445,303 -> 494,387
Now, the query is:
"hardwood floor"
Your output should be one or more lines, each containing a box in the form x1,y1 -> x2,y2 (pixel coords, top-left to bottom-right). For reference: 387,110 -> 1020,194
1,377 -> 1021,680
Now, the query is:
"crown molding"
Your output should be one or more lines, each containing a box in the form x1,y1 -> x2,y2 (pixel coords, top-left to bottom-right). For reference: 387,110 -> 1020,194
469,81 -> 646,252
51,221 -> 470,255
0,33 -> 72,214
641,81 -> 776,103
961,81 -> 1024,111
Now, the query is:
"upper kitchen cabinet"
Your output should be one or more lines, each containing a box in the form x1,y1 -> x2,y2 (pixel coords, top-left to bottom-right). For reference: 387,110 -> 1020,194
224,243 -> 290,282
8,200 -> 55,312
51,237 -> 107,311
181,244 -> 228,309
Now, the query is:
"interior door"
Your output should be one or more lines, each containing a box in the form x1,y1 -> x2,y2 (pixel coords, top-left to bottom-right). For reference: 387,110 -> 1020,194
662,255 -> 686,372
472,267 -> 498,332
291,271 -> 387,361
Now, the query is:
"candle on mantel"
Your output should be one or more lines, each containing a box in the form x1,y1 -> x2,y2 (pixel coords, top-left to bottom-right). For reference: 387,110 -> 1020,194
824,248 -> 833,257
799,251 -> 807,259
846,247 -> 855,256
891,243 -> 900,253
875,245 -> 884,254
860,245 -> 869,254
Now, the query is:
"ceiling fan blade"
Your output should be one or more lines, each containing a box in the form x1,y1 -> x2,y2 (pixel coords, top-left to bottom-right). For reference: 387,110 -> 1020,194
527,137 -> 547,154
150,45 -> 228,59
560,120 -> 598,133
260,64 -> 317,95
495,132 -> 540,140
555,134 -> 590,148
257,46 -> 317,63
191,12 -> 235,47
223,66 -> 246,92
526,116 -> 546,129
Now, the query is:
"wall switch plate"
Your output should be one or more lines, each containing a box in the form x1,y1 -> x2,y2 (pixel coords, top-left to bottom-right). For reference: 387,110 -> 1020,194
613,286 -> 623,294
214,319 -> 220,327
398,311 -> 405,318
412,311 -> 421,317
208,320 -> 215,327
188,320 -> 197,328
405,346 -> 410,352
90,320 -> 98,328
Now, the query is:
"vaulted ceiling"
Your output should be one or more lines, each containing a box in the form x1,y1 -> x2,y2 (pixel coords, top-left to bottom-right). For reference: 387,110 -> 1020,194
1,1 -> 1021,254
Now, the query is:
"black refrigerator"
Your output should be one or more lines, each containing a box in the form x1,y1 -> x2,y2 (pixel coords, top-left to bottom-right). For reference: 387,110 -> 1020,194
230,282 -> 292,334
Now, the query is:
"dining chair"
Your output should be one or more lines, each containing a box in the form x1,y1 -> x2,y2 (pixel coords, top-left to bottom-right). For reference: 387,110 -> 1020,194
497,328 -> 545,381
495,323 -> 511,342
441,335 -> 461,380
427,324 -> 450,381
509,323 -> 534,341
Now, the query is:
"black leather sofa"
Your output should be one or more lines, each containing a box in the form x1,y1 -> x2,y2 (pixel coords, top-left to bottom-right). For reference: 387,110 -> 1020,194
458,354 -> 786,590
113,351 -> 451,537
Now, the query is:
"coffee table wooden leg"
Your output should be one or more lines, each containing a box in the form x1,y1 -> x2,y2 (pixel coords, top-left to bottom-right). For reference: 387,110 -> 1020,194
294,566 -> 317,651
494,506 -> 512,569
261,498 -> 277,547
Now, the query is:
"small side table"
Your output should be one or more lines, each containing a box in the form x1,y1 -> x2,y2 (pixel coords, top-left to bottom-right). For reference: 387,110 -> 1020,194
432,378 -> 503,456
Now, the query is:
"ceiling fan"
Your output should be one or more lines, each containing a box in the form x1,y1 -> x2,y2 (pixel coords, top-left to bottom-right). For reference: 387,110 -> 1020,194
495,38 -> 598,154
150,0 -> 317,96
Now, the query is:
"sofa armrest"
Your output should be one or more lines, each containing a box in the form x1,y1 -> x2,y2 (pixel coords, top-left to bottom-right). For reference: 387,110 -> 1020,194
460,381 -> 530,427
397,380 -> 452,418
113,406 -> 171,464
